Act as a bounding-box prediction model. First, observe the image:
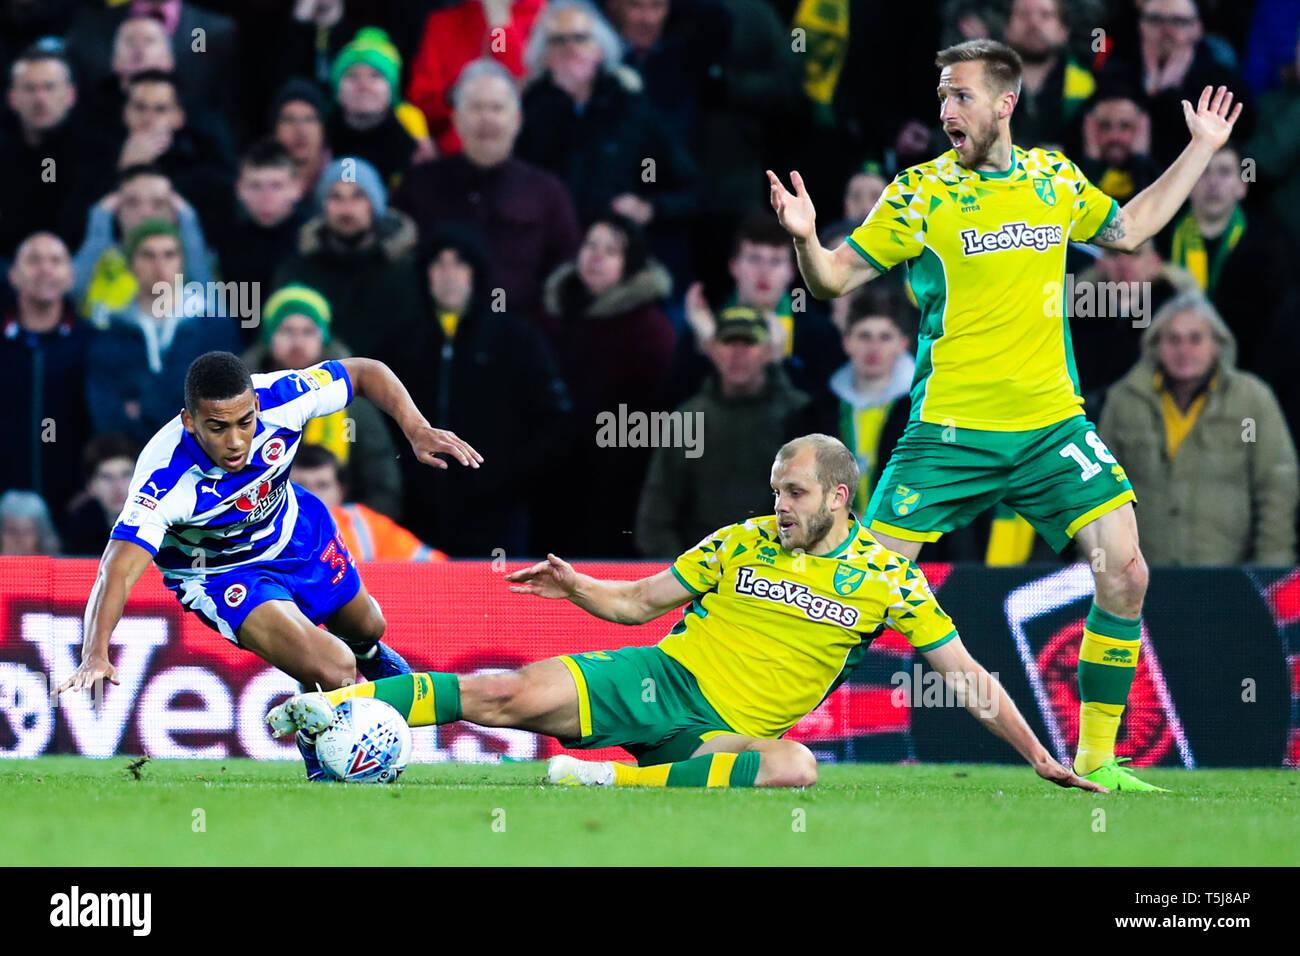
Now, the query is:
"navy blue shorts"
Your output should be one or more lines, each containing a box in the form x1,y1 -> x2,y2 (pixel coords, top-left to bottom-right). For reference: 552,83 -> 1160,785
165,486 -> 363,646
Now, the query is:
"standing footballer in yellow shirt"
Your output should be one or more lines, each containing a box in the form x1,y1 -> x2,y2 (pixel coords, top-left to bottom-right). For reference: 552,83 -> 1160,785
267,434 -> 1103,792
766,39 -> 1243,791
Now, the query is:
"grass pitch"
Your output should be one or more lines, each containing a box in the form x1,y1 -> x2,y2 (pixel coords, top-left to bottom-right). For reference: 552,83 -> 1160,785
3,758 -> 1297,866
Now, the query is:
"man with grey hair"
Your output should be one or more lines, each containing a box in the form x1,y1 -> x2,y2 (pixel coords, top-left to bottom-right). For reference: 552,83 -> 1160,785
515,0 -> 696,272
1099,291 -> 1297,566
0,489 -> 62,555
393,58 -> 580,333
405,0 -> 540,155
271,431 -> 1101,794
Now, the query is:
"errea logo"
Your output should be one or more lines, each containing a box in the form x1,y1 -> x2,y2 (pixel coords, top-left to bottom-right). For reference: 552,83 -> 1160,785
959,221 -> 1063,256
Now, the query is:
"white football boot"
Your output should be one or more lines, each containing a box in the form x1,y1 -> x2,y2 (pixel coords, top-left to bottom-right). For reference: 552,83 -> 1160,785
265,692 -> 336,738
545,754 -> 615,786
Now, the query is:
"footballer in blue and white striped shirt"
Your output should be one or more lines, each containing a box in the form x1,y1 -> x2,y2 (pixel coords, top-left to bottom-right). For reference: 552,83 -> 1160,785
58,351 -> 482,778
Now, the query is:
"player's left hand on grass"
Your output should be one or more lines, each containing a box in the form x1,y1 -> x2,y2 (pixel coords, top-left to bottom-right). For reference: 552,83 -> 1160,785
56,656 -> 119,696
1034,756 -> 1108,793
1183,85 -> 1243,149
408,424 -> 482,470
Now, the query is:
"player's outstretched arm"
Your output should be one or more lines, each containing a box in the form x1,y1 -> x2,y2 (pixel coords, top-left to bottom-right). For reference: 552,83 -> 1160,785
766,170 -> 879,299
339,357 -> 483,470
1095,85 -> 1243,252
57,539 -> 155,695
921,636 -> 1108,793
507,556 -> 693,625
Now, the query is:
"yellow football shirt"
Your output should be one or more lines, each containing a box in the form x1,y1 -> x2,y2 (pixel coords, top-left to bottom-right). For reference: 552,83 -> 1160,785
846,146 -> 1118,431
660,515 -> 957,739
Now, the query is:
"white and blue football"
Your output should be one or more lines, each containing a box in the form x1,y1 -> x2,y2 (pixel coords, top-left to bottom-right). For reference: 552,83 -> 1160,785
315,697 -> 412,783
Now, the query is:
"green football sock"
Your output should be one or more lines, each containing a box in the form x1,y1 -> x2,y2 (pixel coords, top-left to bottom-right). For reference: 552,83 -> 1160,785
1075,603 -> 1140,775
322,672 -> 461,726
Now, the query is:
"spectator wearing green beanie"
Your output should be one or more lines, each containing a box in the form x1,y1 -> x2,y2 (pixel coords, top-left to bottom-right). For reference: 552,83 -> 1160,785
330,27 -> 402,101
262,284 -> 332,347
122,218 -> 184,267
241,282 -> 405,519
328,27 -> 425,186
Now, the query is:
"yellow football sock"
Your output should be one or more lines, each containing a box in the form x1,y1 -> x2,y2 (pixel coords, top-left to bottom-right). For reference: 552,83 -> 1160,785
611,751 -> 761,787
1075,701 -> 1124,775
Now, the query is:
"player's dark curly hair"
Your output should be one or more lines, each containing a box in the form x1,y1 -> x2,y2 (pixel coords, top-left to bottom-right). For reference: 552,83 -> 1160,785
185,351 -> 254,412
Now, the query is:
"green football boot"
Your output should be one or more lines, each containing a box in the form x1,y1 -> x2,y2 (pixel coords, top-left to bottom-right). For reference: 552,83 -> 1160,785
1081,756 -> 1170,792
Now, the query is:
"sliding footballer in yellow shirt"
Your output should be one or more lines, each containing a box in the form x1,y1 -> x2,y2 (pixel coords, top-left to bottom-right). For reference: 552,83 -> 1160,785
767,39 -> 1243,790
267,434 -> 1102,792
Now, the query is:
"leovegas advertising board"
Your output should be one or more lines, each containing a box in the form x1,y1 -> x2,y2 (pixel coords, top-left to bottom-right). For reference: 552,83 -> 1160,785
0,559 -> 1296,767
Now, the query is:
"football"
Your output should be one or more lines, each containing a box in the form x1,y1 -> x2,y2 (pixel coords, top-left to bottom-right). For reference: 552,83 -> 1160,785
314,698 -> 412,784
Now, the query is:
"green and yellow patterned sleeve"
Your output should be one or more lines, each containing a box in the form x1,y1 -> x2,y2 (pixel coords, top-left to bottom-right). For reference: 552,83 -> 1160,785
882,557 -> 958,651
670,524 -> 738,596
1065,157 -> 1120,243
845,170 -> 928,272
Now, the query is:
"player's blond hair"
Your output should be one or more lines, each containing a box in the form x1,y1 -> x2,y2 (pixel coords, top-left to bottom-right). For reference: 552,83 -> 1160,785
935,38 -> 1023,102
776,435 -> 860,502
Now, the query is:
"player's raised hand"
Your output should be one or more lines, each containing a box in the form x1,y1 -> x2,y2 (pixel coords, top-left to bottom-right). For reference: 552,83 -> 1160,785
408,424 -> 483,470
1034,756 -> 1108,793
507,553 -> 577,599
767,170 -> 816,241
1183,85 -> 1243,150
56,656 -> 119,696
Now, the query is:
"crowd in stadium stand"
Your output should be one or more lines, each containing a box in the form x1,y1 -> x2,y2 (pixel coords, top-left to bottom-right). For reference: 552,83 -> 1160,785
0,0 -> 1297,565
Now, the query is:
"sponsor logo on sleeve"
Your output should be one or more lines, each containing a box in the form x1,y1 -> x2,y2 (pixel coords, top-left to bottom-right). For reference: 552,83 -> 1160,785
297,367 -> 334,391
132,494 -> 158,511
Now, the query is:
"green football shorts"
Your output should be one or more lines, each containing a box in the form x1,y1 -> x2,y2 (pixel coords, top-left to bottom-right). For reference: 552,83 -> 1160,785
866,415 -> 1135,553
557,645 -> 740,765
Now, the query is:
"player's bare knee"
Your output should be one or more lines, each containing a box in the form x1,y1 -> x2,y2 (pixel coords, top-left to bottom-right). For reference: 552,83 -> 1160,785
1097,552 -> 1148,615
301,646 -> 356,691
789,746 -> 819,787
1097,546 -> 1149,606
759,743 -> 818,788
361,610 -> 386,644
1124,552 -> 1150,598
467,670 -> 527,725
324,640 -> 359,689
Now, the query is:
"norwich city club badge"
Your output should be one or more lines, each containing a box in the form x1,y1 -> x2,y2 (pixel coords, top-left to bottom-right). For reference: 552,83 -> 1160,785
892,485 -> 921,517
1034,177 -> 1056,206
833,564 -> 866,596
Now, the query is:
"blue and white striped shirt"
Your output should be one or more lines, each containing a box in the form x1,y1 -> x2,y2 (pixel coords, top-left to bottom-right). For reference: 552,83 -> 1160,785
110,361 -> 354,580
